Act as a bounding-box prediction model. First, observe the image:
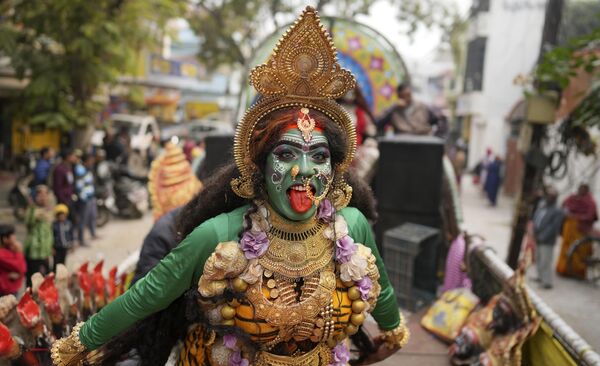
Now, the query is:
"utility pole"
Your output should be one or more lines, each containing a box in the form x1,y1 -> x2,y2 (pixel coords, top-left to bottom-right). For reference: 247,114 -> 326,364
506,0 -> 565,269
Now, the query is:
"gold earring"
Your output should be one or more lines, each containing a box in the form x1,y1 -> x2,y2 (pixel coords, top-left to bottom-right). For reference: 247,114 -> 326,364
291,165 -> 300,180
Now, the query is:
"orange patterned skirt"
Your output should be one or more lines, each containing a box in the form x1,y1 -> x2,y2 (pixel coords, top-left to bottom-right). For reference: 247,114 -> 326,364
556,217 -> 591,278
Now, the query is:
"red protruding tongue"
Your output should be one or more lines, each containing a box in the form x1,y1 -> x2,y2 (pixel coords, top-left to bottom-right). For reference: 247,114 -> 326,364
288,189 -> 313,213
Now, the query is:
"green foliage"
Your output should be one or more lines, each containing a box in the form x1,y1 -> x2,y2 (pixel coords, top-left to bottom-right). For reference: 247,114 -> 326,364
534,17 -> 599,92
0,0 -> 183,130
559,0 -> 600,45
569,81 -> 600,129
535,10 -> 600,90
187,0 -> 376,70
392,0 -> 468,76
533,12 -> 600,140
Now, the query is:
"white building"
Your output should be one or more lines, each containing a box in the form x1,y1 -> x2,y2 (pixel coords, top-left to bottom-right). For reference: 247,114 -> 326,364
456,0 -> 547,167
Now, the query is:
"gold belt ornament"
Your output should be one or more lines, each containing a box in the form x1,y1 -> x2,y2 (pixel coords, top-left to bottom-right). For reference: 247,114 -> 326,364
254,343 -> 332,366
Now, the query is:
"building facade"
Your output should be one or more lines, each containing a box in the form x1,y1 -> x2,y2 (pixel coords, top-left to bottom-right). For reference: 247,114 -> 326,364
456,0 -> 547,168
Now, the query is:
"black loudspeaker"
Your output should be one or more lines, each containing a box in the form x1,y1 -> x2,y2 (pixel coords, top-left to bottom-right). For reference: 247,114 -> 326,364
197,133 -> 234,180
375,135 -> 444,213
374,135 -> 444,250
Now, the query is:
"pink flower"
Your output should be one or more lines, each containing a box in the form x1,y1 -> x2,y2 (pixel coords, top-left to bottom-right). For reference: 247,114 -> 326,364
317,199 -> 335,222
223,334 -> 237,349
230,350 -> 249,366
336,235 -> 357,263
240,230 -> 269,259
329,343 -> 350,366
357,277 -> 373,301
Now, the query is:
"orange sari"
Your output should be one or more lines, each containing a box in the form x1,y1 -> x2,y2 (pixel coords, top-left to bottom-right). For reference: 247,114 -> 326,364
556,217 -> 591,278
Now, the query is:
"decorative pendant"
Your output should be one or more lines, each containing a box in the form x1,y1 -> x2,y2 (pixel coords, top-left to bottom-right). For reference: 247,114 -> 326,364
297,108 -> 316,143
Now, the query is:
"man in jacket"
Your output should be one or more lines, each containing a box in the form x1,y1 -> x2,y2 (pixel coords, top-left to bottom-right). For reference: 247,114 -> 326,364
533,187 -> 565,289
53,150 -> 77,206
132,207 -> 181,283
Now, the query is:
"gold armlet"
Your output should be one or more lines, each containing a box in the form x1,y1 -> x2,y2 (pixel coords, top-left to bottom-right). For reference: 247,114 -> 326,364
51,322 -> 88,366
381,317 -> 410,350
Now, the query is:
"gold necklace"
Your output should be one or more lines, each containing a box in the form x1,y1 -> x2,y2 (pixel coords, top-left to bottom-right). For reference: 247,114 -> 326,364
259,205 -> 334,278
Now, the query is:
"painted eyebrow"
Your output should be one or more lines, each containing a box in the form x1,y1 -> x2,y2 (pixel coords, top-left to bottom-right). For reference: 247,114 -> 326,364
273,141 -> 330,151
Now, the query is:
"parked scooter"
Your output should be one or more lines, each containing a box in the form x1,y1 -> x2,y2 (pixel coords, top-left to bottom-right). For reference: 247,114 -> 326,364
95,162 -> 149,226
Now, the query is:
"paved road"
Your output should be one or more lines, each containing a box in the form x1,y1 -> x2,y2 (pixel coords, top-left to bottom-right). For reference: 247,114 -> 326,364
2,169 -> 597,363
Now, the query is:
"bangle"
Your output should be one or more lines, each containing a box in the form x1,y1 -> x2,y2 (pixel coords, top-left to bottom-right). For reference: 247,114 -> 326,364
381,315 -> 410,349
51,322 -> 87,366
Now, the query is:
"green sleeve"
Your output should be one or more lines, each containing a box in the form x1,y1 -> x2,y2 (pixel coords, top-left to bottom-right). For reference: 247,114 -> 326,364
79,218 -> 220,350
342,207 -> 401,331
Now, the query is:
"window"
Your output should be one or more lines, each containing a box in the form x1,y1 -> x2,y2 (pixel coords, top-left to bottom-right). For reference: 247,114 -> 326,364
463,37 -> 487,92
470,0 -> 490,16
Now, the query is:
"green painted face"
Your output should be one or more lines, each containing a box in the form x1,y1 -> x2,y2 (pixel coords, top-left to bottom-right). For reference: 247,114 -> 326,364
265,128 -> 332,221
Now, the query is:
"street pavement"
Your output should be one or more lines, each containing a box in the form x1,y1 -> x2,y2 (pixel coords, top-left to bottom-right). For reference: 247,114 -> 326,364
1,169 -> 598,363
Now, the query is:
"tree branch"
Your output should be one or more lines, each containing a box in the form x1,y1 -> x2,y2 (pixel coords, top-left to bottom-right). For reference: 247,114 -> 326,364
196,2 -> 247,65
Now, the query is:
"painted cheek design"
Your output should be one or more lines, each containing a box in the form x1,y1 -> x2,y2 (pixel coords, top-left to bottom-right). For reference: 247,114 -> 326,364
271,155 -> 287,191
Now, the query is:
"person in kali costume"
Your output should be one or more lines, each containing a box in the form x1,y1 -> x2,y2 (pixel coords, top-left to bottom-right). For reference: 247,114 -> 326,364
51,7 -> 408,366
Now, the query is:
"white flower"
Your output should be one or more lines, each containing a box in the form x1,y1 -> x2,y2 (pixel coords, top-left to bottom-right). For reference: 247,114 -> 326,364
249,204 -> 270,233
356,243 -> 380,280
239,259 -> 263,284
324,215 -> 348,241
340,252 -> 368,282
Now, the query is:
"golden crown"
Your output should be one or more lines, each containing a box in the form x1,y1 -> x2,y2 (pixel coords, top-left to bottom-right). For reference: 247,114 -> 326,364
249,7 -> 355,99
231,6 -> 357,206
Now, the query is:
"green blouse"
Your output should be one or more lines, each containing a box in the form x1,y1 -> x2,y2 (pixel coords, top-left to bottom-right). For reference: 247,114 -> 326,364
79,205 -> 401,349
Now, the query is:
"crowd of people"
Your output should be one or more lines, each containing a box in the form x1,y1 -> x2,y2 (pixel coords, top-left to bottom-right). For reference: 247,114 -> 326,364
0,122 -> 211,298
0,148 -> 99,296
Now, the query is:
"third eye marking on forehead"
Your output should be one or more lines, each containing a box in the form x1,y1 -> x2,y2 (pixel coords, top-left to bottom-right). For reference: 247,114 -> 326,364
280,134 -> 329,147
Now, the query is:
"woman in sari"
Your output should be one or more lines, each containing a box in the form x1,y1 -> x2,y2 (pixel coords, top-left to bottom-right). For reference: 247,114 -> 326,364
556,184 -> 598,278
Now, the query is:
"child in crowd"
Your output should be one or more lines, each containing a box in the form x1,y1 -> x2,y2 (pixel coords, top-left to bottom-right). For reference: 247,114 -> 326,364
0,224 -> 27,296
24,185 -> 54,285
53,204 -> 73,269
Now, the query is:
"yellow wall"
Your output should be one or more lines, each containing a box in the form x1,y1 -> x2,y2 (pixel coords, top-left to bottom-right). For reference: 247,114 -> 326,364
11,122 -> 61,154
185,102 -> 219,120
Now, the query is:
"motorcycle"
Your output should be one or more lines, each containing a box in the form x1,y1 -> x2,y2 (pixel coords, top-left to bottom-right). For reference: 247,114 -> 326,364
95,162 -> 149,226
8,174 -> 32,221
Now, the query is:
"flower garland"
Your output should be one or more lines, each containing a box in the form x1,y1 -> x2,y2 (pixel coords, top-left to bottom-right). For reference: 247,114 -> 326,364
233,199 -> 375,365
